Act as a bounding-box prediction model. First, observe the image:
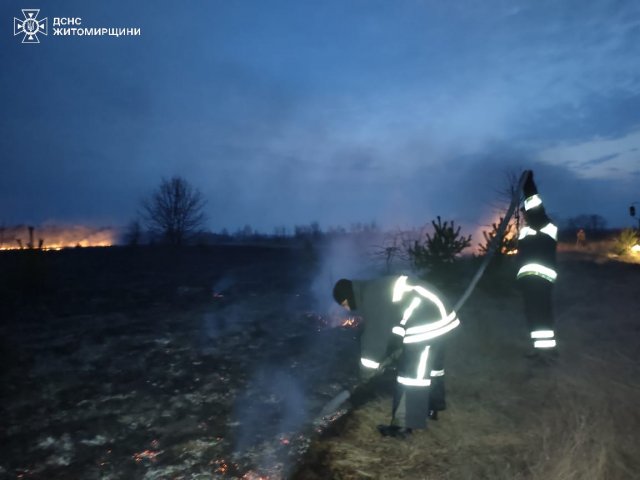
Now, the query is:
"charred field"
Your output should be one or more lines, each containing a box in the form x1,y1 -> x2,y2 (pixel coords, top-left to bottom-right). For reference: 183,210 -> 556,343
2,244 -> 640,479
1,245 -> 360,479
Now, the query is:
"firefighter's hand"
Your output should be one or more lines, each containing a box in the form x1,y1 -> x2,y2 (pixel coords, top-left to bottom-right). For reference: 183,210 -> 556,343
523,171 -> 538,197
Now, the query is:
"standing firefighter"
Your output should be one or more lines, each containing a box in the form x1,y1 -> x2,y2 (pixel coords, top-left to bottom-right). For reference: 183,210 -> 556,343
333,275 -> 460,438
517,171 -> 559,358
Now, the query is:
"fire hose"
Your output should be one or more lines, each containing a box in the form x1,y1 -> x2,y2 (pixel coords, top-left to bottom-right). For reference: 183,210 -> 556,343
316,170 -> 531,423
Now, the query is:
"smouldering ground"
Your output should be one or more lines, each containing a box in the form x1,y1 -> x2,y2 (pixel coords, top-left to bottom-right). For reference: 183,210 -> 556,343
0,247 -> 362,479
293,254 -> 640,479
1,296 -> 364,479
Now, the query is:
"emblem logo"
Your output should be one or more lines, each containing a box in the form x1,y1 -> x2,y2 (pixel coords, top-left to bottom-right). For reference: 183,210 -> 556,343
14,9 -> 48,43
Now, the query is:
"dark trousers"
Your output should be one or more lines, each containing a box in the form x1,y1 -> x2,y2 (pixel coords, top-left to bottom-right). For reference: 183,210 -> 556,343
392,338 -> 446,429
519,276 -> 555,344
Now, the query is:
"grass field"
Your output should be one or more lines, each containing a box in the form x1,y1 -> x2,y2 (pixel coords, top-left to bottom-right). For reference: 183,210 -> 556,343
293,248 -> 640,479
1,243 -> 639,479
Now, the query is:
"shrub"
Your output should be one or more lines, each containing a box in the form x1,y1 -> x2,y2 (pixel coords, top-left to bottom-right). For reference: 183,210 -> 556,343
611,228 -> 639,256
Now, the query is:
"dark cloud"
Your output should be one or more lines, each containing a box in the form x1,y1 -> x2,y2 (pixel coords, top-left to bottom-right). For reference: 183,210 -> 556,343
1,0 -> 639,231
511,92 -> 640,146
580,153 -> 621,168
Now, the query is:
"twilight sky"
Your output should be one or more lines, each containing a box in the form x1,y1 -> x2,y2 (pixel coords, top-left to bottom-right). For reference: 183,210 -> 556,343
2,0 -> 639,234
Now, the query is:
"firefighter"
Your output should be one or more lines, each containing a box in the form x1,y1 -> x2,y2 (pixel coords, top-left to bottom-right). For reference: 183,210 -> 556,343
333,275 -> 459,438
516,171 -> 558,359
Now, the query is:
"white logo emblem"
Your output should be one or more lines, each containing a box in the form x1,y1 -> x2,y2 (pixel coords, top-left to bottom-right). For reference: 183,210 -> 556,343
14,9 -> 48,43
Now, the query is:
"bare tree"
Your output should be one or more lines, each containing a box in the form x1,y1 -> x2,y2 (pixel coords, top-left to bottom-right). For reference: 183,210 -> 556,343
124,219 -> 143,246
371,229 -> 411,273
141,176 -> 207,246
492,169 -> 524,232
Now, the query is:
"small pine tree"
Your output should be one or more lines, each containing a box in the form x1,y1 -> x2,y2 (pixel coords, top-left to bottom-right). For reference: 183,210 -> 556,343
478,217 -> 518,257
476,217 -> 520,294
407,216 -> 472,273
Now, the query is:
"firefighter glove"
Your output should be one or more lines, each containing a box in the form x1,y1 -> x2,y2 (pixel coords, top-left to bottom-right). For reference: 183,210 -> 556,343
523,171 -> 538,197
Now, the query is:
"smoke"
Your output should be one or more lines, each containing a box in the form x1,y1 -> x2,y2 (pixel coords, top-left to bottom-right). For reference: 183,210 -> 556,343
232,367 -> 308,476
201,239 -> 381,476
211,275 -> 236,296
308,235 -> 384,314
198,305 -> 249,354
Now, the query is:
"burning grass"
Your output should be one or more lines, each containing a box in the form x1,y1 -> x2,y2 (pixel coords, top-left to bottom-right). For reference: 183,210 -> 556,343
558,237 -> 640,265
0,225 -> 116,251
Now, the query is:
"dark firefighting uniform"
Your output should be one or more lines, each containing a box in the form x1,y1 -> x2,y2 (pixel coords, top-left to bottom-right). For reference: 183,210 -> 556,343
351,275 -> 459,429
516,184 -> 558,351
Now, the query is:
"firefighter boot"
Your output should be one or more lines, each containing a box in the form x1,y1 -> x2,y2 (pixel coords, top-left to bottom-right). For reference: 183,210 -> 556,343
377,424 -> 413,439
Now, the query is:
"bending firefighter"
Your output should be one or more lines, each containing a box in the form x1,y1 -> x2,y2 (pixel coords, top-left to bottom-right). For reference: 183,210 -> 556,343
333,275 -> 460,438
516,171 -> 558,357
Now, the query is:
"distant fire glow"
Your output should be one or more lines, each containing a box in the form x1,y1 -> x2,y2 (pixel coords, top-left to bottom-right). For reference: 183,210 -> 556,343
473,211 -> 519,255
0,225 -> 116,251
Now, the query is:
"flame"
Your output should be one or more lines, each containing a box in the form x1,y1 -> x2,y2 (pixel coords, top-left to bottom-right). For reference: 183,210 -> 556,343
631,244 -> 640,254
341,317 -> 359,328
212,458 -> 241,475
132,450 -> 162,463
213,459 -> 231,474
472,211 -> 519,255
0,225 -> 116,251
306,311 -> 362,329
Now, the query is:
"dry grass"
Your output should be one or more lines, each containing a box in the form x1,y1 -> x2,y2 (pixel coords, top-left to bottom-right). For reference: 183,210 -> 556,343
558,238 -> 640,265
295,253 -> 640,479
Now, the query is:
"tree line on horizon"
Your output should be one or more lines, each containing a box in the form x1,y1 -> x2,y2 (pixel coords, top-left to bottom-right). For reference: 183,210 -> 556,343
125,175 -> 621,248
0,176 -> 621,251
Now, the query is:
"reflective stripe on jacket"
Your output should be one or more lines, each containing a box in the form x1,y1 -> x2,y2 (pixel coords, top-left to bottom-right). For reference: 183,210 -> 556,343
352,275 -> 458,372
517,195 -> 558,283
